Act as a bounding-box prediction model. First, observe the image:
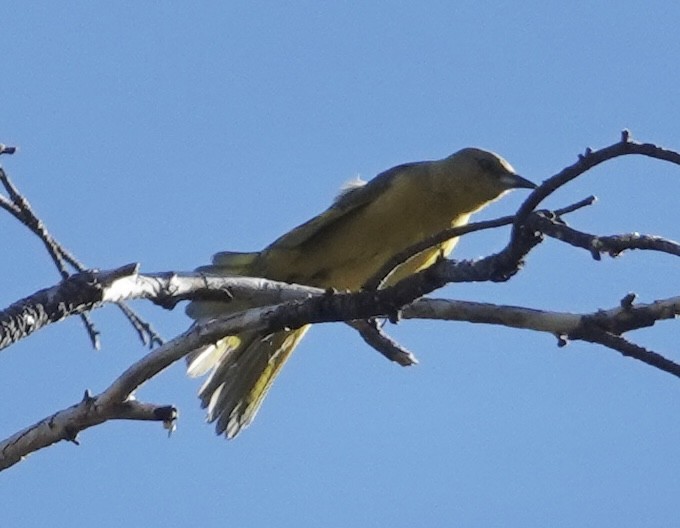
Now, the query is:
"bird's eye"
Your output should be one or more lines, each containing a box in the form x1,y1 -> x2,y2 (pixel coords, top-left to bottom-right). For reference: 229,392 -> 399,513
476,157 -> 495,172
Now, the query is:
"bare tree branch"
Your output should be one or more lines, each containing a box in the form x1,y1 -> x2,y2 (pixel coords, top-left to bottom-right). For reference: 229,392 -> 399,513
0,391 -> 176,471
0,264 -> 139,350
513,131 -> 680,230
4,284 -> 680,470
0,162 -> 163,348
348,319 -> 419,366
403,295 -> 680,337
528,212 -> 680,260
572,326 -> 680,378
403,295 -> 680,377
3,132 -> 680,470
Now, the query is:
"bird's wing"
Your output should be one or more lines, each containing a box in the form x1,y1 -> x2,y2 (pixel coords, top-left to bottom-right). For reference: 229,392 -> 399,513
267,162 -> 426,250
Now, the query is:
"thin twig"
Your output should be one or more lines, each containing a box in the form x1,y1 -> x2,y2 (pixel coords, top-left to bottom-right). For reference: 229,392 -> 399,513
0,166 -> 162,349
116,303 -> 164,348
364,195 -> 596,291
513,132 -> 680,232
348,319 -> 418,365
554,195 -> 597,215
528,213 -> 680,260
574,327 -> 680,379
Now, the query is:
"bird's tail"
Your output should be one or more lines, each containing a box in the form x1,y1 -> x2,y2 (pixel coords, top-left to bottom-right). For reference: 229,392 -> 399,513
185,251 -> 307,438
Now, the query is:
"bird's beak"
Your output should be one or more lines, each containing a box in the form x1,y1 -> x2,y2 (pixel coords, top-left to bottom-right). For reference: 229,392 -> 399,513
501,173 -> 537,190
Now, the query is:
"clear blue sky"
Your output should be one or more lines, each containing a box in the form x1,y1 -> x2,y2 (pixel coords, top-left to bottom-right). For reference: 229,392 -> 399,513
2,3 -> 680,526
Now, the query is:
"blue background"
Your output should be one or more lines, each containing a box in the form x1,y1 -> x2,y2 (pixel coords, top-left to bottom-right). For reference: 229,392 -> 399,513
2,3 -> 680,526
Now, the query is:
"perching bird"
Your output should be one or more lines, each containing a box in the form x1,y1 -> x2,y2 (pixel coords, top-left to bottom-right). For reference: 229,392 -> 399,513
186,147 -> 536,438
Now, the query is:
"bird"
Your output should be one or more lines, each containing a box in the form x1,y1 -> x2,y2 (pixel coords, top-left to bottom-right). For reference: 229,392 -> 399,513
185,147 -> 536,438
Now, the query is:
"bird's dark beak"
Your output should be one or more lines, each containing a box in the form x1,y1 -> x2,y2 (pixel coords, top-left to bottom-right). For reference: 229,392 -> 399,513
501,173 -> 537,190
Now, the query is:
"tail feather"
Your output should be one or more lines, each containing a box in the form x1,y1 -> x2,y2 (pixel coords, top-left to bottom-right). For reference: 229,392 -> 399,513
186,335 -> 242,378
200,327 -> 308,438
198,332 -> 260,410
187,249 -> 309,438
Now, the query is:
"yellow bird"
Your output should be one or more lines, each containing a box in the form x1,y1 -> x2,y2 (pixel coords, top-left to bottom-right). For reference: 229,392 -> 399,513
186,147 -> 535,438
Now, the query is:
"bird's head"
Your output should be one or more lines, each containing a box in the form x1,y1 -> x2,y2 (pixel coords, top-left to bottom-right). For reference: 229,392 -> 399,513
434,147 -> 536,213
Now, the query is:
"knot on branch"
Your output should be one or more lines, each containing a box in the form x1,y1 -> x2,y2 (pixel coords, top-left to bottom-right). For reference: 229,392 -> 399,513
574,303 -> 659,339
490,219 -> 544,282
